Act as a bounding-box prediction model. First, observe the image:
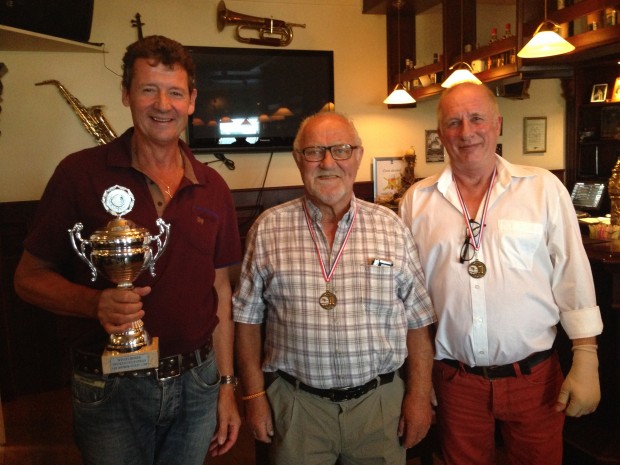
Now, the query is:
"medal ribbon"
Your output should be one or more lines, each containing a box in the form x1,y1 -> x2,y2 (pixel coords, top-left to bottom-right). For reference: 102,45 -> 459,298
303,201 -> 357,284
453,167 -> 497,254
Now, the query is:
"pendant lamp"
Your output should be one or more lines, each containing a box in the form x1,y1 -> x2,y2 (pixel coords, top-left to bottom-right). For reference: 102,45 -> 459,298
384,0 -> 415,105
441,0 -> 482,88
441,62 -> 482,88
517,0 -> 574,58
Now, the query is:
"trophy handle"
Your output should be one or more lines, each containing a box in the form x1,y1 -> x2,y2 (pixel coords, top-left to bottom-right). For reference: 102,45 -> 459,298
146,218 -> 170,277
68,223 -> 98,281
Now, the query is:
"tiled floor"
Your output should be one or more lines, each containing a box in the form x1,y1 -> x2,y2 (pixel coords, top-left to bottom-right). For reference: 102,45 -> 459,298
0,388 -> 439,465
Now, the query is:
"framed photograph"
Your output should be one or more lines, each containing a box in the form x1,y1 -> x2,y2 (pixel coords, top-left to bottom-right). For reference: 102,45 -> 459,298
425,130 -> 445,163
373,157 -> 406,204
590,83 -> 608,102
523,117 -> 547,154
612,77 -> 620,102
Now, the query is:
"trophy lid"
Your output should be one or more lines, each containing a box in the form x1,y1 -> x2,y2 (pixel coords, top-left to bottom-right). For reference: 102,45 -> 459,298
89,217 -> 150,246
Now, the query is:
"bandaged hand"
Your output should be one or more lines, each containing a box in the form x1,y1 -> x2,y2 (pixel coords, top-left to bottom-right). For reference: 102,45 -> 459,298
556,344 -> 600,417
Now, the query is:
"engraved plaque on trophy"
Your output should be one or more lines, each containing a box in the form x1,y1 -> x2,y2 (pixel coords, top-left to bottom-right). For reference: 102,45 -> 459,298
69,185 -> 170,374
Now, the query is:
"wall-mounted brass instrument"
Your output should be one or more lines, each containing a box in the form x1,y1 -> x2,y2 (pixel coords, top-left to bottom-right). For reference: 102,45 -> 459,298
217,0 -> 305,47
36,80 -> 117,146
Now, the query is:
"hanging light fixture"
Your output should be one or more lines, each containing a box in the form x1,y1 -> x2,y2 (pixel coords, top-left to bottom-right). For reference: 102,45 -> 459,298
517,0 -> 574,58
384,0 -> 415,105
442,0 -> 481,88
441,62 -> 482,88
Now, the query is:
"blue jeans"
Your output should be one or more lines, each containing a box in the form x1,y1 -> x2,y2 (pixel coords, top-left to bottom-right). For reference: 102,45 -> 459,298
72,349 -> 220,465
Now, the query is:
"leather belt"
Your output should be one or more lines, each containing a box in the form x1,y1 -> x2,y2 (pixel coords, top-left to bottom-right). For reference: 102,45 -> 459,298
277,370 -> 395,402
440,348 -> 554,380
72,339 -> 213,380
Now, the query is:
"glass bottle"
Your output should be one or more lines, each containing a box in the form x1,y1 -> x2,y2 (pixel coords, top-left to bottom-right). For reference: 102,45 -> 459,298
487,28 -> 498,69
502,23 -> 515,65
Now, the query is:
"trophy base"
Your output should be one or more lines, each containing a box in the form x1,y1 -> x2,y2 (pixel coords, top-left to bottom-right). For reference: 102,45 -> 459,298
106,321 -> 151,353
101,337 -> 159,375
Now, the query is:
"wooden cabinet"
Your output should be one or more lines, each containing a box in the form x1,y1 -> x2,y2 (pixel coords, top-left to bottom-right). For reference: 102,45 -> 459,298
577,102 -> 620,180
381,0 -> 620,102
383,0 -> 519,102
563,57 -> 620,193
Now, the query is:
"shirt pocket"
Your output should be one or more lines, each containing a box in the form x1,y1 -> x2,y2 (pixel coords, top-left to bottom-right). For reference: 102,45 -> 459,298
498,219 -> 543,271
357,264 -> 395,313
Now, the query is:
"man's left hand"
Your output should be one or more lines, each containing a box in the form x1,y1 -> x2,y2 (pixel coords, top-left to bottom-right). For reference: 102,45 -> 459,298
555,344 -> 600,417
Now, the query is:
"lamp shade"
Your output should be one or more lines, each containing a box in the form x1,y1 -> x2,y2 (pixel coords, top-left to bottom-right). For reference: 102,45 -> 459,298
441,63 -> 482,88
383,84 -> 416,104
517,25 -> 575,58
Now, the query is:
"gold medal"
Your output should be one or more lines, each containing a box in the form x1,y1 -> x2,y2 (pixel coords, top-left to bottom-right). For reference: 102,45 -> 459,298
468,260 -> 487,278
319,289 -> 337,310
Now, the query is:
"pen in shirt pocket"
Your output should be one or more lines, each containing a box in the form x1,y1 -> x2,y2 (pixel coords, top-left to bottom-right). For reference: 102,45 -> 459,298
371,258 -> 393,267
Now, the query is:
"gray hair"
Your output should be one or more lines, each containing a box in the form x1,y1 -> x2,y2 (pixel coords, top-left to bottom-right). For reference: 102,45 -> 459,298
293,111 -> 362,152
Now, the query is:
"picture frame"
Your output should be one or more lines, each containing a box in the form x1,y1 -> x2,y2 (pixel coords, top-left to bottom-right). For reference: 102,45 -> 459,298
425,130 -> 445,163
523,117 -> 547,154
373,157 -> 406,204
612,77 -> 620,102
590,83 -> 608,102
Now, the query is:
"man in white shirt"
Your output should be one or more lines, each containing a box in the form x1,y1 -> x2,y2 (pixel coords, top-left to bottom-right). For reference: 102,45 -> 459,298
400,82 -> 603,465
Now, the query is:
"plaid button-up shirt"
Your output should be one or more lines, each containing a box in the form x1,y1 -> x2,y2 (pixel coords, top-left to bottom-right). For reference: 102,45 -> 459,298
233,196 -> 436,389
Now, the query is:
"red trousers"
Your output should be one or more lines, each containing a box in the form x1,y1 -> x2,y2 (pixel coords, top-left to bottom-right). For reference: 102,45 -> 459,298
432,354 -> 565,465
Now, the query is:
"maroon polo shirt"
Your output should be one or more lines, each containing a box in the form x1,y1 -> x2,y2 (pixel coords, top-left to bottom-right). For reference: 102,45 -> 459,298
24,129 -> 241,357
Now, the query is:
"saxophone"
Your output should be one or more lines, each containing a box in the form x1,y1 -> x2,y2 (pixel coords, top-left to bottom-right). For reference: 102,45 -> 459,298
35,80 -> 117,146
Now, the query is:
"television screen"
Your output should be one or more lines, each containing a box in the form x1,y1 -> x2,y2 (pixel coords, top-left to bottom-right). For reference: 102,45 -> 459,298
185,46 -> 334,154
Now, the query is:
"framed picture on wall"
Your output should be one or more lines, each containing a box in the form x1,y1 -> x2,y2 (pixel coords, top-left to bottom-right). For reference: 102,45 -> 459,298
373,157 -> 406,205
612,78 -> 620,102
590,83 -> 608,102
523,117 -> 547,154
425,130 -> 445,162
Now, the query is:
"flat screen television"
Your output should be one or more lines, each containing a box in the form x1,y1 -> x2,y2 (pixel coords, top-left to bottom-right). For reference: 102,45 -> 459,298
185,46 -> 334,154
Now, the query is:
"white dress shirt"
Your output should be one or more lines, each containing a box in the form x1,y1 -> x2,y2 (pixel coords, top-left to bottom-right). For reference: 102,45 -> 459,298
400,155 -> 603,367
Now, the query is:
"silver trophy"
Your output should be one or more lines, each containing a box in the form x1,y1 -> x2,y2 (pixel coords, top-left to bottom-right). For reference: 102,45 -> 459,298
69,186 -> 170,365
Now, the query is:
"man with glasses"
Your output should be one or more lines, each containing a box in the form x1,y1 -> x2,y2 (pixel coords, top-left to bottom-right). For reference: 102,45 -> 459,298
234,111 -> 436,465
400,82 -> 603,465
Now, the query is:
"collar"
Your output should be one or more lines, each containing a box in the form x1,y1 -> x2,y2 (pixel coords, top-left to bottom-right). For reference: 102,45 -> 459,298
434,154 -> 538,196
108,128 -> 199,185
303,195 -> 357,226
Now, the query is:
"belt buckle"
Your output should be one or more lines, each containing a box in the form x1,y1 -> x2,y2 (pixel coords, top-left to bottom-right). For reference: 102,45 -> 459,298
156,354 -> 183,381
480,366 -> 496,380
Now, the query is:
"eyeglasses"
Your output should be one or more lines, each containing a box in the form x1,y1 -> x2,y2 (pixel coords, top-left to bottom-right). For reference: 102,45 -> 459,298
297,144 -> 359,162
459,219 -> 481,263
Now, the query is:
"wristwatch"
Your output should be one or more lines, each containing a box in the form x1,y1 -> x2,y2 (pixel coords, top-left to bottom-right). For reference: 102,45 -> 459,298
220,375 -> 238,389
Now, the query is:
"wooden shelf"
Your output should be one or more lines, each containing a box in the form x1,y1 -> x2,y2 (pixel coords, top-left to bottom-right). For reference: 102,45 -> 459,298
399,61 -> 443,83
0,25 -> 103,52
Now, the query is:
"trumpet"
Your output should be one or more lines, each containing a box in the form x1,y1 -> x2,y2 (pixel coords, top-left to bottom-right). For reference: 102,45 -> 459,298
36,80 -> 117,146
217,0 -> 305,47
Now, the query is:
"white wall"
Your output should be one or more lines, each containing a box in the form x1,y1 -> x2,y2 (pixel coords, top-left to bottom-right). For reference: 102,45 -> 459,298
0,0 -> 566,202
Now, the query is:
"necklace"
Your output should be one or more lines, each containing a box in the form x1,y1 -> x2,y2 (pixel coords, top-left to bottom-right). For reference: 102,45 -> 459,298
453,167 -> 497,279
133,148 -> 183,200
303,201 -> 357,310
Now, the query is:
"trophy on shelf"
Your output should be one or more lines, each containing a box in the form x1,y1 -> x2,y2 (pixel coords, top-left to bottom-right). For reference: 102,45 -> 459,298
69,185 -> 170,374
